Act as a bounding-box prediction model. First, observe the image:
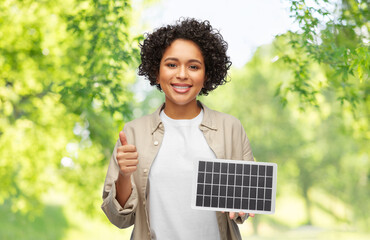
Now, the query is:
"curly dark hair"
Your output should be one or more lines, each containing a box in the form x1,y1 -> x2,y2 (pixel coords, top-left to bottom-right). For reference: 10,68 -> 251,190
138,18 -> 232,96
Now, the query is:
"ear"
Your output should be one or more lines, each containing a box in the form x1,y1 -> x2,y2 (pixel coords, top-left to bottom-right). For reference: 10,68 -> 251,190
156,76 -> 159,85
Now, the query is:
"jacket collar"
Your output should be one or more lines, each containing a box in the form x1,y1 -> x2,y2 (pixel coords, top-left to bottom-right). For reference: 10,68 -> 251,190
150,100 -> 217,134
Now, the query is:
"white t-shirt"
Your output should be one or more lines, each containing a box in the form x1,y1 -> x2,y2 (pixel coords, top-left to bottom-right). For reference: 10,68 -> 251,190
148,110 -> 220,240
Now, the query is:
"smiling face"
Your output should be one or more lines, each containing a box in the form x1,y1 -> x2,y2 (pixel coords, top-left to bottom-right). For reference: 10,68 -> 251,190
157,39 -> 206,118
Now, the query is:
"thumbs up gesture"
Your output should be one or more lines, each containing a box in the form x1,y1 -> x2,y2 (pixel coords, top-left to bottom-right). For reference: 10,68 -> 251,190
117,131 -> 139,177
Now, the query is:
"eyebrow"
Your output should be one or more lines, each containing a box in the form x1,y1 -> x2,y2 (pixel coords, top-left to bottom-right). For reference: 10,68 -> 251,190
164,57 -> 203,65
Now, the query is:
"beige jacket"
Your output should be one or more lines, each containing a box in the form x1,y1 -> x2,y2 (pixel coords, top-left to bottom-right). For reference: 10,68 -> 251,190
101,102 -> 254,240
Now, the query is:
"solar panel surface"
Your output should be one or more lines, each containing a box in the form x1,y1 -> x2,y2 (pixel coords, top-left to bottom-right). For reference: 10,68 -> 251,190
192,159 -> 277,214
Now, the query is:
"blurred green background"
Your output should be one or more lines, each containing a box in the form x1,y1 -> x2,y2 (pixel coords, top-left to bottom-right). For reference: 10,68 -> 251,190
0,0 -> 368,239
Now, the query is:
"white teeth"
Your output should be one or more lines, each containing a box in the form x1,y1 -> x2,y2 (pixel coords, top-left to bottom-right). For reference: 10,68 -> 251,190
173,85 -> 190,89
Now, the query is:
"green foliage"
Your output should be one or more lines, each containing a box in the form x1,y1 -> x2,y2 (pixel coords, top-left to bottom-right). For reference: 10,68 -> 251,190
278,0 -> 369,110
61,0 -> 139,117
0,201 -> 68,240
0,0 -> 140,216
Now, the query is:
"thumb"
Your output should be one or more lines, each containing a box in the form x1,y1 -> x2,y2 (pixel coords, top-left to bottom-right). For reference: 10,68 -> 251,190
119,131 -> 128,145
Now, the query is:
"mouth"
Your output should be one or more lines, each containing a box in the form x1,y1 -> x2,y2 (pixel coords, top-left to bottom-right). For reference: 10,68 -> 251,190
171,83 -> 192,93
172,85 -> 191,89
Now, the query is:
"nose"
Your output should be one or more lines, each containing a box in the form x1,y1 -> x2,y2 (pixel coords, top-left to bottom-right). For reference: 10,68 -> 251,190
176,65 -> 188,80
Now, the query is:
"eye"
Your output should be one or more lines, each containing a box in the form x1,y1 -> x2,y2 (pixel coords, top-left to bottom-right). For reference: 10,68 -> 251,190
189,65 -> 199,70
167,63 -> 176,68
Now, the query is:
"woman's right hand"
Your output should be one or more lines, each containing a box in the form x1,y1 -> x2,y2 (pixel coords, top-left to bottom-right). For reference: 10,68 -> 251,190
117,131 -> 139,177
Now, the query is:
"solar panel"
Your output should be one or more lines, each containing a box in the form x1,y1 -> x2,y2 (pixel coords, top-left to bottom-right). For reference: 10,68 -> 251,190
192,158 -> 277,214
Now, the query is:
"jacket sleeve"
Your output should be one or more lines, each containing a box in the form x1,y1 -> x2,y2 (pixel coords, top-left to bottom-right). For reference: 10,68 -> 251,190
101,132 -> 138,229
232,212 -> 249,224
241,121 -> 254,162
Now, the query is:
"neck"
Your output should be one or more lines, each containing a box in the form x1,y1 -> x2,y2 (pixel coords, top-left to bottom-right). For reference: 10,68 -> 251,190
163,99 -> 201,119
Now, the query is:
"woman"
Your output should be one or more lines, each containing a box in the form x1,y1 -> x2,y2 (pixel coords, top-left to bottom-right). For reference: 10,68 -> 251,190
102,18 -> 254,240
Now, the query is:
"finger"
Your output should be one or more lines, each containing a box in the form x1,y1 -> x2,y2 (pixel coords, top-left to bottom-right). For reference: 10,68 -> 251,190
121,165 -> 137,172
238,211 -> 245,217
118,144 -> 137,153
229,212 -> 235,219
118,159 -> 139,167
249,213 -> 255,217
119,131 -> 128,146
118,152 -> 138,160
